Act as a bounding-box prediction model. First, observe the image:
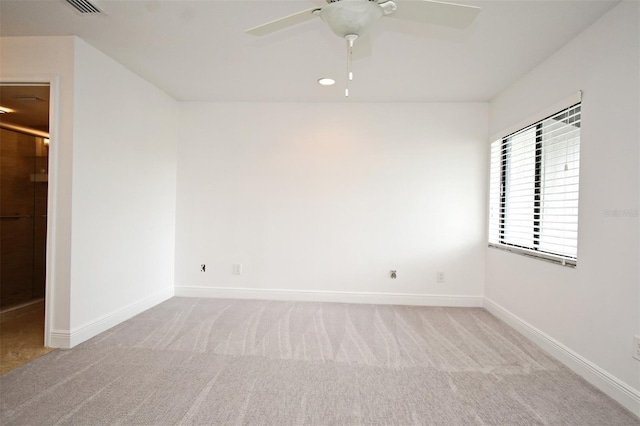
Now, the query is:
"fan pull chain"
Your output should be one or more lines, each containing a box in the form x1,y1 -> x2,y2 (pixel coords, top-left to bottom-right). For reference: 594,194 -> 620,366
345,34 -> 357,97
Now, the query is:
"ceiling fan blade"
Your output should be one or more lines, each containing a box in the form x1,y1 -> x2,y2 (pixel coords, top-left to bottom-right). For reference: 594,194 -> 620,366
388,0 -> 481,29
246,8 -> 320,36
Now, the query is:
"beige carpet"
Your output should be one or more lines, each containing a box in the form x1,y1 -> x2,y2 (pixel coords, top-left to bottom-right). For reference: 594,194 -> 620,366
0,301 -> 55,376
0,297 -> 637,425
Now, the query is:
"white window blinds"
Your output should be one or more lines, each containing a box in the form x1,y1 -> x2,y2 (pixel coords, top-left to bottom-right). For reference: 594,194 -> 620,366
488,102 -> 581,266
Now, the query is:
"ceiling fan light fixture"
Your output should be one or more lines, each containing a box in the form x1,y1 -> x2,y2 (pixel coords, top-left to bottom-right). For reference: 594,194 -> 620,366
319,0 -> 383,37
318,78 -> 336,86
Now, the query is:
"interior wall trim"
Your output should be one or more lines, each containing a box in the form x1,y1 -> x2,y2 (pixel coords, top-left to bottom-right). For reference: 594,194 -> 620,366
174,285 -> 484,307
483,297 -> 640,417
48,330 -> 71,349
0,74 -> 60,348
49,287 -> 174,349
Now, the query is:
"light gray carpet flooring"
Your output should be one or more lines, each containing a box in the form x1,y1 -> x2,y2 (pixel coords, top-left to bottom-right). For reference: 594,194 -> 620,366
0,297 -> 637,425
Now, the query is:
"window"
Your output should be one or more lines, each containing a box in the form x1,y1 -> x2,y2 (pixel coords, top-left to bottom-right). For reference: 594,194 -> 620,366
488,103 -> 581,266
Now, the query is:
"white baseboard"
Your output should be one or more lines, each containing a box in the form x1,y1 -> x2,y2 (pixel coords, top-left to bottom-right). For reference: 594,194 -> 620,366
174,285 -> 483,307
48,330 -> 71,349
48,287 -> 174,349
483,297 -> 640,417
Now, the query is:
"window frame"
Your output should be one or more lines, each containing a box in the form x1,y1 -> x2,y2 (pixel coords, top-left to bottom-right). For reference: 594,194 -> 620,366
489,102 -> 581,267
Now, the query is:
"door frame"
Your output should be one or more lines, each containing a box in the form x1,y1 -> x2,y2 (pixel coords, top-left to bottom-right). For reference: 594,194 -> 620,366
1,75 -> 60,347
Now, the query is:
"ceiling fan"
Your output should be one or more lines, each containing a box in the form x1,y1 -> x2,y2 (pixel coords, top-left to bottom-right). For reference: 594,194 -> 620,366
246,0 -> 481,97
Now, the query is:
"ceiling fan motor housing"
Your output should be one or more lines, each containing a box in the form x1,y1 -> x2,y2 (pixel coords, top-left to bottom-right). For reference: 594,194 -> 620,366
319,0 -> 384,37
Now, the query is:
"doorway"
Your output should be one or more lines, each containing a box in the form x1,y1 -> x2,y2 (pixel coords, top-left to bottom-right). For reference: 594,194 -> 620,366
0,84 -> 54,374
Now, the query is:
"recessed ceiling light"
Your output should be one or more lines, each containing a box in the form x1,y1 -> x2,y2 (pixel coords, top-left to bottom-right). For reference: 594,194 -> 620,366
318,78 -> 336,86
0,106 -> 14,114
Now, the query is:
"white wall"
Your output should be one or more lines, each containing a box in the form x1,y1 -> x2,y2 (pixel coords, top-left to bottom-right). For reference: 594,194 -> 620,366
175,102 -> 488,304
1,36 -> 76,336
485,0 -> 639,413
1,36 -> 178,347
69,38 -> 177,341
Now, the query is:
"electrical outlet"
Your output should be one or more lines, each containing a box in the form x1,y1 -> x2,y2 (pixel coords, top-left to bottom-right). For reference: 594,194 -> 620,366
437,272 -> 445,283
233,263 -> 242,275
633,335 -> 640,361
201,264 -> 206,272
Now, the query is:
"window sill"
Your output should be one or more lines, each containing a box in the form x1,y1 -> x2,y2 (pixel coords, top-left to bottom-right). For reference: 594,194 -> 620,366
488,243 -> 577,267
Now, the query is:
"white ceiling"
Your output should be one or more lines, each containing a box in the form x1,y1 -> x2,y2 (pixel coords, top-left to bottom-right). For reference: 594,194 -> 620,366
0,0 -> 618,102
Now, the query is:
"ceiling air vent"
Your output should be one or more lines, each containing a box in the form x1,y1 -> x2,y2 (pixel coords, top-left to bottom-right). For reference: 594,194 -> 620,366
64,0 -> 102,14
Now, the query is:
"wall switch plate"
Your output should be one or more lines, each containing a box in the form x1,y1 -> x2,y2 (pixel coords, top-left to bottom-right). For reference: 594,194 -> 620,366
233,263 -> 242,275
633,335 -> 640,361
437,272 -> 445,283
